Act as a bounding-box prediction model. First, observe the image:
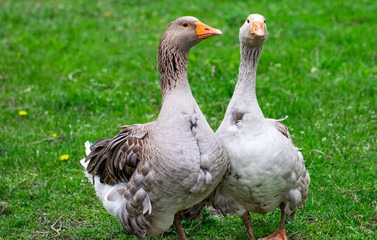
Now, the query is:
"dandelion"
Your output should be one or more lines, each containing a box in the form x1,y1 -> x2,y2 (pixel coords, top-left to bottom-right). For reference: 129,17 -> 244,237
17,52 -> 21,57
52,133 -> 57,137
60,154 -> 69,160
104,11 -> 110,17
18,110 -> 27,116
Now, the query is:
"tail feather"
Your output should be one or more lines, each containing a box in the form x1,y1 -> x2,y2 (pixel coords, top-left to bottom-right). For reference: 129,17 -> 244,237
80,141 -> 92,169
85,141 -> 92,155
81,140 -> 152,238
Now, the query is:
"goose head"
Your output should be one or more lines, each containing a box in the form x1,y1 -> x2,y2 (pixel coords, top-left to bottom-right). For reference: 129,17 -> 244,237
239,14 -> 268,47
158,17 -> 222,76
160,16 -> 222,51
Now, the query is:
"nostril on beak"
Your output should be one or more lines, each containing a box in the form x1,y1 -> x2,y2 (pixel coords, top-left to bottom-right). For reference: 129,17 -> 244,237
204,28 -> 210,31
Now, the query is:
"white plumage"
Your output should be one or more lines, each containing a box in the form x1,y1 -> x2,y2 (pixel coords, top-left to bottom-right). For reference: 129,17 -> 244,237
81,142 -> 128,219
213,14 -> 310,240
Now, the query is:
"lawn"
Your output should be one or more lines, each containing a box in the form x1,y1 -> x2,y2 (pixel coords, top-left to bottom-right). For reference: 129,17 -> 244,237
1,0 -> 376,239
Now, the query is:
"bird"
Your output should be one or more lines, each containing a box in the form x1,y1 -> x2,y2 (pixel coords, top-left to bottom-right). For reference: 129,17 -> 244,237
80,16 -> 229,240
212,14 -> 310,240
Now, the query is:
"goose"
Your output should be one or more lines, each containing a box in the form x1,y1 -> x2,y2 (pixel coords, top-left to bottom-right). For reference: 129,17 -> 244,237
80,16 -> 229,240
213,14 -> 310,240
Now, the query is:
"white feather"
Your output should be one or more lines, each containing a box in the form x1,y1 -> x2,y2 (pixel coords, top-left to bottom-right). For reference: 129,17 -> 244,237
81,142 -> 127,218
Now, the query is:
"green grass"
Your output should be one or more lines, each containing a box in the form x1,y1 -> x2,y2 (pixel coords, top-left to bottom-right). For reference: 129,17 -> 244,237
1,0 -> 376,239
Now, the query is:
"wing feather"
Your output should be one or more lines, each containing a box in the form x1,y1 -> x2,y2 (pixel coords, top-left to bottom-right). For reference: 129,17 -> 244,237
266,117 -> 295,145
85,123 -> 151,185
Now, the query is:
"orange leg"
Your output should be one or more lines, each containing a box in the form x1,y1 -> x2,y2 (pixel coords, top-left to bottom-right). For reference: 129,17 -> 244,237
242,211 -> 256,240
174,213 -> 188,240
259,203 -> 287,240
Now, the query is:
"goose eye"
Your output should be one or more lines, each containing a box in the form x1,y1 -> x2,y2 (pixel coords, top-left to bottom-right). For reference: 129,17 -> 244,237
182,22 -> 189,27
247,19 -> 250,24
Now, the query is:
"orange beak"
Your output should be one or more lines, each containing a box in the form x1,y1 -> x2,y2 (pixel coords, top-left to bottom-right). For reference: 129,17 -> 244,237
196,22 -> 222,39
250,21 -> 265,38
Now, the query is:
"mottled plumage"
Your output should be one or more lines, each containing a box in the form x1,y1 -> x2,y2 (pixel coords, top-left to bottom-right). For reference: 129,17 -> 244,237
86,124 -> 149,185
81,16 -> 228,239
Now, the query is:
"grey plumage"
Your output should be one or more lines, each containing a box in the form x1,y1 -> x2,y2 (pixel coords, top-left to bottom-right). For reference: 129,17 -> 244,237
81,16 -> 228,239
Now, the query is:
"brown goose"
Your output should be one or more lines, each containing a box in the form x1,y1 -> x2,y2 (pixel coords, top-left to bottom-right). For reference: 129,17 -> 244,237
80,16 -> 229,239
213,14 -> 310,240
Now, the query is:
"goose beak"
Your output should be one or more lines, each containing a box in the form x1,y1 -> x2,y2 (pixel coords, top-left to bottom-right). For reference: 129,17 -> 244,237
250,21 -> 265,38
196,22 -> 222,39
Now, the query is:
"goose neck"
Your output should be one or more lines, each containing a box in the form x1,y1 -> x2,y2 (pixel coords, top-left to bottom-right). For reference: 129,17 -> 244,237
158,44 -> 190,97
227,43 -> 264,119
233,43 -> 263,99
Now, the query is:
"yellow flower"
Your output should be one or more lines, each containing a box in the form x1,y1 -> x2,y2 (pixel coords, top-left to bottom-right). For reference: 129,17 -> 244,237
18,110 -> 27,116
52,133 -> 57,137
60,154 -> 69,160
17,52 -> 21,57
104,11 -> 110,17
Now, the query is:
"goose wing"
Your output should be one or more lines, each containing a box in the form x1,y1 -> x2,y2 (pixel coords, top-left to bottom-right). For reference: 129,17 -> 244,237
266,117 -> 294,145
266,117 -> 310,215
85,123 -> 151,185
85,123 -> 154,238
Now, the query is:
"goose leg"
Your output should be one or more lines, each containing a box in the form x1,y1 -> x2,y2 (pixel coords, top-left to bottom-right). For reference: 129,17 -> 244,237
242,211 -> 256,240
258,203 -> 287,240
174,213 -> 188,240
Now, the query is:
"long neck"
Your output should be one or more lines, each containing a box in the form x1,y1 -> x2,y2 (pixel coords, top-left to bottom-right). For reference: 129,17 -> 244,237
158,40 -> 190,99
227,42 -> 264,118
157,39 -> 198,121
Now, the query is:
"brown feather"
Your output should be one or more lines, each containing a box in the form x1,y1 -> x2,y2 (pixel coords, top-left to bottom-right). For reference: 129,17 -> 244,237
267,118 -> 295,145
85,123 -> 152,185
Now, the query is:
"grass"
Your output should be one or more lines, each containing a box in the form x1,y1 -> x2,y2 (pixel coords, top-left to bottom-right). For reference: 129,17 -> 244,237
0,0 -> 376,239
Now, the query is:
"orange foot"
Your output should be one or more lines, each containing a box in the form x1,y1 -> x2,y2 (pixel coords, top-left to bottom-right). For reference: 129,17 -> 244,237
258,228 -> 287,240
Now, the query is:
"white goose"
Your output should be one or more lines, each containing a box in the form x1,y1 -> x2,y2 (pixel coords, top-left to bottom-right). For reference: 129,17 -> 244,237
81,16 -> 229,240
213,14 -> 310,240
